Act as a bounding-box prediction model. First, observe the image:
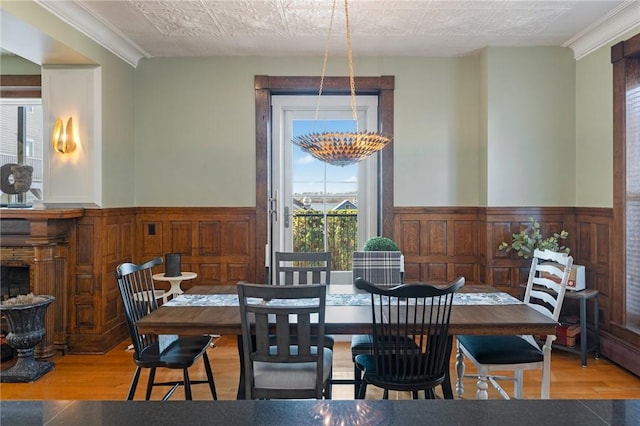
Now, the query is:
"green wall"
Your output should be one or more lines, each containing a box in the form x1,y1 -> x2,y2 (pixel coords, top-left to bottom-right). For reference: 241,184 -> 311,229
134,55 -> 481,207
0,55 -> 40,74
485,47 -> 576,207
575,24 -> 640,208
4,1 -> 635,209
135,49 -> 574,207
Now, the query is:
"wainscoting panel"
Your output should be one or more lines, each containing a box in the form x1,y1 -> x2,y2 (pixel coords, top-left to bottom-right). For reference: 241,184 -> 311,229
136,207 -> 257,289
67,208 -> 136,354
394,207 -> 479,284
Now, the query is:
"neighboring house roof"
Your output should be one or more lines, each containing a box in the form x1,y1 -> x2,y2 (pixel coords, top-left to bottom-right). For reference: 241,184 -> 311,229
333,200 -> 357,210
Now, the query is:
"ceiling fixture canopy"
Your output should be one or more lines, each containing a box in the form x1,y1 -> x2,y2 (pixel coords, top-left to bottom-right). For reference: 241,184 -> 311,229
291,0 -> 391,167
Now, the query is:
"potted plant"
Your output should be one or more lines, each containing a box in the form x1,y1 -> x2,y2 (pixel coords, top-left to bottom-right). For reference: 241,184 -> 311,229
499,218 -> 584,291
355,236 -> 404,284
498,217 -> 570,259
362,236 -> 399,252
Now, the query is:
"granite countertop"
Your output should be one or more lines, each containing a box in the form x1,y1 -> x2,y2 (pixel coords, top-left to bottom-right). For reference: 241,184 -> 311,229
1,399 -> 638,426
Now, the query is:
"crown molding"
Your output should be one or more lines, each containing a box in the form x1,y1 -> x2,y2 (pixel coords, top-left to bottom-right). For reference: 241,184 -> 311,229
34,0 -> 147,68
564,1 -> 640,60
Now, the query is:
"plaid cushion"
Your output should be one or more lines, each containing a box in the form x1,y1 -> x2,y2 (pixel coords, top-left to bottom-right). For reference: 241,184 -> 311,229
352,251 -> 402,286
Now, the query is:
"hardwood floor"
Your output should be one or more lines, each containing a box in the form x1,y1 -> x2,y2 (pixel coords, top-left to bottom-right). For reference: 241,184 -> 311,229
1,336 -> 639,401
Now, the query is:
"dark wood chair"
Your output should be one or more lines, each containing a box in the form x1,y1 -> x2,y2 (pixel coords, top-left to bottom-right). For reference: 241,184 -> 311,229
115,257 -> 217,400
274,251 -> 331,286
273,251 -> 335,353
354,276 -> 465,399
237,282 -> 332,400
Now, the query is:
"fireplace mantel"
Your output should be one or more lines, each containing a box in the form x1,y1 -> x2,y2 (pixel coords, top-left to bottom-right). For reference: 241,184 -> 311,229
0,207 -> 84,219
1,207 -> 84,357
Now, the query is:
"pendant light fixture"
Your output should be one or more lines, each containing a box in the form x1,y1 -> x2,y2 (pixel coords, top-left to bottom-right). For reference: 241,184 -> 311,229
291,0 -> 391,167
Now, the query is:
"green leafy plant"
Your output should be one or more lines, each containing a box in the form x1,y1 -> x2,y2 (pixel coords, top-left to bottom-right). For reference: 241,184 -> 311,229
363,236 -> 399,251
498,217 -> 570,259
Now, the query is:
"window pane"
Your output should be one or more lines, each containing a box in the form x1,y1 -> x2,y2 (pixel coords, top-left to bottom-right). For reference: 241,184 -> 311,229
626,83 -> 640,332
0,102 -> 43,205
292,119 -> 358,270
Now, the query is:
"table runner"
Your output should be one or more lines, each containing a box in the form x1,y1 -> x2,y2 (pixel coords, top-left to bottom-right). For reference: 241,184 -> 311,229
164,292 -> 522,307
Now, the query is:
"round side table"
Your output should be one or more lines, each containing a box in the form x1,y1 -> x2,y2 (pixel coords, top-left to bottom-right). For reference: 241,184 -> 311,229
152,271 -> 197,302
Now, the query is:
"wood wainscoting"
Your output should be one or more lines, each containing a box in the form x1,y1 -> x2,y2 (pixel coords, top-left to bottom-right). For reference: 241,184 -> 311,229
8,205 -> 634,373
68,208 -> 137,354
135,207 -> 257,289
394,206 -> 638,375
67,207 -> 257,354
393,207 -> 480,286
394,206 -> 580,293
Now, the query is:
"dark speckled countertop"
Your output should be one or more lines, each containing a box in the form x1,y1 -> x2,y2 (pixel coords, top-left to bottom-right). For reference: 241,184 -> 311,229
1,400 -> 638,425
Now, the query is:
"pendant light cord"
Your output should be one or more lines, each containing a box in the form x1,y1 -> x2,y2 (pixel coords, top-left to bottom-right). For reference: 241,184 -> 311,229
292,0 -> 390,167
314,0 -> 337,123
315,0 -> 359,132
344,0 -> 359,129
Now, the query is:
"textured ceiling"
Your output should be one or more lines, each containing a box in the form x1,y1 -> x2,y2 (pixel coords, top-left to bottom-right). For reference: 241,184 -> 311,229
37,0 -> 639,62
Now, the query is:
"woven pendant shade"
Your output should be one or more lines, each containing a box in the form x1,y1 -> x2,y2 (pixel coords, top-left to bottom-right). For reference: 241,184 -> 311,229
292,131 -> 390,167
291,0 -> 391,167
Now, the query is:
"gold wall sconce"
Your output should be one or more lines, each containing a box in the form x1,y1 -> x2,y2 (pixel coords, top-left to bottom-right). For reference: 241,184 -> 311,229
52,117 -> 77,154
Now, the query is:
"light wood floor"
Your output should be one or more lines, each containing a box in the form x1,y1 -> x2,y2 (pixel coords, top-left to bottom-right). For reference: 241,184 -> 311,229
1,336 -> 639,401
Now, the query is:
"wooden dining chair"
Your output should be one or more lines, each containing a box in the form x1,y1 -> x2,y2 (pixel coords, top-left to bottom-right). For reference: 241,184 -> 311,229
237,282 -> 333,400
115,258 -> 217,400
273,251 -> 335,351
455,249 -> 573,399
274,251 -> 332,286
354,276 -> 465,399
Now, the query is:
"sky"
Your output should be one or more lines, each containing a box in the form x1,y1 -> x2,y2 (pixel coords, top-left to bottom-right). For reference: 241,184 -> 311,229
292,119 -> 358,197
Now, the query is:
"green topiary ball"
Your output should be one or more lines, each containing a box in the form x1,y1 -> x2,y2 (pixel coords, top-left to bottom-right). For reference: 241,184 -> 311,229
363,236 -> 399,251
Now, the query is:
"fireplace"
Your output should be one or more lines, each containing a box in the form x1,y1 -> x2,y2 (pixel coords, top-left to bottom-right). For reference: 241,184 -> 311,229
1,266 -> 30,299
0,209 -> 83,358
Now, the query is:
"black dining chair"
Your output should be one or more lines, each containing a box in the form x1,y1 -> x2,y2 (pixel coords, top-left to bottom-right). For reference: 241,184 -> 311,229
354,276 -> 465,399
115,257 -> 217,400
348,250 -> 403,397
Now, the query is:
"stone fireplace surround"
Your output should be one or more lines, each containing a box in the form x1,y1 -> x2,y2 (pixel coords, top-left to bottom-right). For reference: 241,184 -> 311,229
0,208 -> 83,359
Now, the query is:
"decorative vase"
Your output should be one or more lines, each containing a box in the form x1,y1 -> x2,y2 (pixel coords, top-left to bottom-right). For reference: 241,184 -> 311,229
0,295 -> 55,382
165,253 -> 182,277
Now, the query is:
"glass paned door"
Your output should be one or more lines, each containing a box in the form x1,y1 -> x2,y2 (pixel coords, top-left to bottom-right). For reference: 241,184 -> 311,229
271,95 -> 379,283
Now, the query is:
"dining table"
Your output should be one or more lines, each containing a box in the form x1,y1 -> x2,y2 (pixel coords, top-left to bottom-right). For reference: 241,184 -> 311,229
136,283 -> 559,399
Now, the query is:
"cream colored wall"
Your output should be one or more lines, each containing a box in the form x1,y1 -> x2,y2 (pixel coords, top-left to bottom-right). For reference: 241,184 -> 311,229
575,25 -> 640,208
1,1 -> 136,208
42,66 -> 101,206
485,47 -> 576,206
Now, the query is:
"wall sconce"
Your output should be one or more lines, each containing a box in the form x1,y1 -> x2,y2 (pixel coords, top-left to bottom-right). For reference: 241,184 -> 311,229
52,117 -> 77,154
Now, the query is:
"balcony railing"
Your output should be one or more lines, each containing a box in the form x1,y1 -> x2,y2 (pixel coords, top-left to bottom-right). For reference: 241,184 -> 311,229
292,210 -> 358,271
